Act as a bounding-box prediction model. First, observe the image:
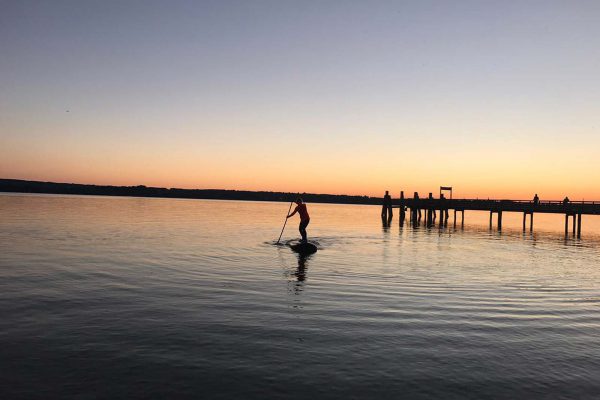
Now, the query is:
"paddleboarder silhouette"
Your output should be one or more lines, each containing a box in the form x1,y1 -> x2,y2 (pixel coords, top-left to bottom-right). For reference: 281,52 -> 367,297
287,198 -> 310,243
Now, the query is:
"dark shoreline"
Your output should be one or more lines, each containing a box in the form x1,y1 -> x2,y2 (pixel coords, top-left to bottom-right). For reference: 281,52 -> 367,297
0,179 -> 383,205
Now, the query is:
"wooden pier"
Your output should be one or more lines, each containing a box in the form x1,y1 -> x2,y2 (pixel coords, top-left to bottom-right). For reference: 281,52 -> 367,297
384,190 -> 600,238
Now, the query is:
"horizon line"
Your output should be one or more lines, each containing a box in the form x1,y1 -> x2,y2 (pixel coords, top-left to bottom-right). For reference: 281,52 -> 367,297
1,177 -> 595,203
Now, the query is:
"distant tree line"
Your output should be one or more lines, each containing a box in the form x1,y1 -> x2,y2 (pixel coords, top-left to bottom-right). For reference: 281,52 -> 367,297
0,179 -> 382,205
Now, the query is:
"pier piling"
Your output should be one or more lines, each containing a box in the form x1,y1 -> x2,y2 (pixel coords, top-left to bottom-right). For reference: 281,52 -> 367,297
522,212 -> 534,232
399,191 -> 406,226
530,213 -> 534,232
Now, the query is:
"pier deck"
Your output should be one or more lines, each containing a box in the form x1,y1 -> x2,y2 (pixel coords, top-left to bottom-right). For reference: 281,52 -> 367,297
384,195 -> 600,238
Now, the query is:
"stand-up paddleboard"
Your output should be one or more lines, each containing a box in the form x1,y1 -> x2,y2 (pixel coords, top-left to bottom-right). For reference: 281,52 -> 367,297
289,241 -> 318,255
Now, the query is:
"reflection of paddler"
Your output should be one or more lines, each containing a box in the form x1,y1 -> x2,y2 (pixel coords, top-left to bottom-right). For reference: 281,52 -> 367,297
295,255 -> 307,282
287,198 -> 310,243
291,254 -> 309,295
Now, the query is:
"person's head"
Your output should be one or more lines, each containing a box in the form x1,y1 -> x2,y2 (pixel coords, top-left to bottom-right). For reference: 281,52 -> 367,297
385,190 -> 389,195
295,197 -> 303,204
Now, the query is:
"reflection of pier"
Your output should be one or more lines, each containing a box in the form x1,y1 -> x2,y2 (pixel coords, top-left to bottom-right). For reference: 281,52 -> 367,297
390,190 -> 600,238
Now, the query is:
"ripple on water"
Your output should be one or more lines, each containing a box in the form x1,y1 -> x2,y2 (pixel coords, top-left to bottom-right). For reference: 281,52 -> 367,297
2,195 -> 600,399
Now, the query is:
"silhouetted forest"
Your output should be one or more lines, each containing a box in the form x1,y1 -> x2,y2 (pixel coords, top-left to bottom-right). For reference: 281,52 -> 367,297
0,179 -> 382,205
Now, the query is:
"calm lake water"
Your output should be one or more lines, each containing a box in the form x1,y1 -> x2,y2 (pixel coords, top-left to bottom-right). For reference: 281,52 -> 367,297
2,193 -> 600,399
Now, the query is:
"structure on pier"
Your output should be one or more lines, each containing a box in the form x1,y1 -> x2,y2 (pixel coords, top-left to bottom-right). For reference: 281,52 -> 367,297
391,191 -> 599,238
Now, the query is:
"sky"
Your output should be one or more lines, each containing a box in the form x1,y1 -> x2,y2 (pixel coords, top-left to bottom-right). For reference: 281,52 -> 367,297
1,0 -> 599,199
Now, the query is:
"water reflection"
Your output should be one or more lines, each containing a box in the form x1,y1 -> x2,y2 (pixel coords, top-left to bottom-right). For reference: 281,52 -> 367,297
294,254 -> 308,282
290,254 -> 310,295
4,194 -> 600,399
381,214 -> 392,228
381,219 -> 391,233
419,221 -> 599,247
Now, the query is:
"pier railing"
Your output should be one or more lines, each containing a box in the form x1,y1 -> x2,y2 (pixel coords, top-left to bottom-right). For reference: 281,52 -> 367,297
394,198 -> 600,215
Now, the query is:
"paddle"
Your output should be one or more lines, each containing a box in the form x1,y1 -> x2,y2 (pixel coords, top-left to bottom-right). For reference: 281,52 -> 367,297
276,197 -> 296,244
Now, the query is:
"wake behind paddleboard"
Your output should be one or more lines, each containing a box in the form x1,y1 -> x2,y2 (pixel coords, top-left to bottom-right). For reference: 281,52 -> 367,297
289,241 -> 318,255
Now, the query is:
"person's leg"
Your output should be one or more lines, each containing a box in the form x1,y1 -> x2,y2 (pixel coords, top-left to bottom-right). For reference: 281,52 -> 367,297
298,222 -> 306,242
305,219 -> 310,240
299,219 -> 309,242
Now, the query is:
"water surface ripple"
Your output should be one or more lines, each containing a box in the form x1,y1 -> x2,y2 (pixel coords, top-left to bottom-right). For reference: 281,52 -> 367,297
2,194 -> 600,399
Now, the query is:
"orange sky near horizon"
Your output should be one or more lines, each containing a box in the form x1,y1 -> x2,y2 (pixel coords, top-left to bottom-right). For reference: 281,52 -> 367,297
3,127 -> 599,200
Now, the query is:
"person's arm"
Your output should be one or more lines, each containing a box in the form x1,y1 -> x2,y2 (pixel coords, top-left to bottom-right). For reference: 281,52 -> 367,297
287,206 -> 298,218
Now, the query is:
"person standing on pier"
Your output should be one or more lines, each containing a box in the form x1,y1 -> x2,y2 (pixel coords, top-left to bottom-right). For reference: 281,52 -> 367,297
440,193 -> 449,223
382,191 -> 393,223
287,198 -> 310,243
533,194 -> 539,206
414,192 -> 422,221
427,193 -> 436,225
